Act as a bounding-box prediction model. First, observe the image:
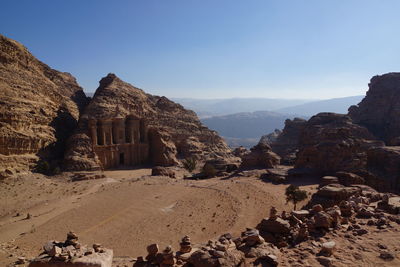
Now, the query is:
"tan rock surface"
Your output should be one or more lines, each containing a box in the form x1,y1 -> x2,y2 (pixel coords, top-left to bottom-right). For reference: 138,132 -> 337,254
65,74 -> 236,170
0,34 -> 88,176
349,72 -> 400,145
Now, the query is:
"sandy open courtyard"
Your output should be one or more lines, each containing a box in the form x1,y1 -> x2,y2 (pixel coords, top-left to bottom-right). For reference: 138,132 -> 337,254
0,168 -> 315,265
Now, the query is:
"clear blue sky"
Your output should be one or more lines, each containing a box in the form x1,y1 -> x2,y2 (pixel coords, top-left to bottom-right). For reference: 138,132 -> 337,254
2,0 -> 400,99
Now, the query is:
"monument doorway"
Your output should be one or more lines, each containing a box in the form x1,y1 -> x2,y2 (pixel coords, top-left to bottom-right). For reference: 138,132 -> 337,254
119,153 -> 125,165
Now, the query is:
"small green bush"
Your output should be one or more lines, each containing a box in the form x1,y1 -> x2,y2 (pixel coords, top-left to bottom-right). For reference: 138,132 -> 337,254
34,160 -> 61,176
34,160 -> 51,175
183,157 -> 197,172
202,163 -> 217,178
285,184 -> 308,210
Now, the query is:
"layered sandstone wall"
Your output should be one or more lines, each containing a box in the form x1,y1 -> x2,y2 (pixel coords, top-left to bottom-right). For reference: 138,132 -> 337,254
0,34 -> 88,175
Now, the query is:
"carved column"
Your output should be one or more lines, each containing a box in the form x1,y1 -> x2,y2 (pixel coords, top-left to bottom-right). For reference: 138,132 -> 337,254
98,121 -> 106,145
133,120 -> 140,143
140,119 -> 148,143
103,120 -> 113,145
88,119 -> 98,145
113,118 -> 126,144
126,119 -> 135,143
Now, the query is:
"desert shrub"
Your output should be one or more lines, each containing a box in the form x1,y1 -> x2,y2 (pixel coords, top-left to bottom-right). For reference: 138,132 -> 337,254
52,166 -> 61,175
285,184 -> 308,210
34,160 -> 51,175
202,163 -> 217,178
183,157 -> 197,172
34,160 -> 61,176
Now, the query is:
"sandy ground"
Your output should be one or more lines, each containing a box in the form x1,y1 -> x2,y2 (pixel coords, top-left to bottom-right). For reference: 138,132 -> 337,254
0,168 -> 316,266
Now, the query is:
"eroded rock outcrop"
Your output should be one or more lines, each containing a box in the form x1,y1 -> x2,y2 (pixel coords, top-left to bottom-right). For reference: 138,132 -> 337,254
240,142 -> 280,169
0,34 -> 88,176
269,118 -> 306,164
65,74 -> 236,170
349,73 -> 400,145
295,113 -> 382,174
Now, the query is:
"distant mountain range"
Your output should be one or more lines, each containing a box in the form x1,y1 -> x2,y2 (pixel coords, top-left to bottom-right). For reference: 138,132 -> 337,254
191,96 -> 364,148
275,95 -> 364,116
202,111 -> 299,138
172,98 -> 314,118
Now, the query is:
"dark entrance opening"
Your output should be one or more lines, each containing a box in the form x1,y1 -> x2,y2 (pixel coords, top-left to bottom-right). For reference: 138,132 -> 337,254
119,153 -> 125,165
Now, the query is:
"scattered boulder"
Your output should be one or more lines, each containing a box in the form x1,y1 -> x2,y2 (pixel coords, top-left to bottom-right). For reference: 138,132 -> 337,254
313,211 -> 333,229
310,184 -> 362,208
204,158 -> 239,175
335,171 -> 365,186
320,241 -> 336,256
151,166 -> 176,178
320,176 -> 339,187
260,166 -> 289,184
241,142 -> 280,169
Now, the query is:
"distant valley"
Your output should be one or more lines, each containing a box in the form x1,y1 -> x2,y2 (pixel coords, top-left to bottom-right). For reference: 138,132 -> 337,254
174,96 -> 364,147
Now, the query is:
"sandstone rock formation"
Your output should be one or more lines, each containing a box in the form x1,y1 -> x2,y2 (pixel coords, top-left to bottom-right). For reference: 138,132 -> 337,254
240,142 -> 280,169
65,73 -> 236,170
349,73 -> 400,145
269,118 -> 306,164
294,113 -> 382,173
0,34 -> 88,177
259,129 -> 281,145
291,112 -> 400,192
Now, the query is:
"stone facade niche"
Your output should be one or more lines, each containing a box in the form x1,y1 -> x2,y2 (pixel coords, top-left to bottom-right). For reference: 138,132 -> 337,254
88,115 -> 149,169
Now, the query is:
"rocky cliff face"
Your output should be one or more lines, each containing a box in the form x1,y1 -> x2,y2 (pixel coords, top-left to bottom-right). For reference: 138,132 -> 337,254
292,112 -> 400,192
0,34 -> 88,176
65,74 -> 235,170
269,118 -> 306,164
295,113 -> 382,173
349,73 -> 400,145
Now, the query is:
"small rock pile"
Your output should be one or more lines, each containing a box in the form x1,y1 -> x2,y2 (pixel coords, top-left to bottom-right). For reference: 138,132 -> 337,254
71,172 -> 106,181
151,166 -> 176,178
134,232 -> 280,267
29,231 -> 113,267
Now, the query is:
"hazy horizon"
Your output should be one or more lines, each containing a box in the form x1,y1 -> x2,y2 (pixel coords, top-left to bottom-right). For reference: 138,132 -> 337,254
2,1 -> 400,99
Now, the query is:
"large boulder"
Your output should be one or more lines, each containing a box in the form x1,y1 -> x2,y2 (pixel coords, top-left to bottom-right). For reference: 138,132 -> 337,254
310,184 -> 362,208
257,217 -> 291,235
241,142 -> 280,169
187,247 -> 245,267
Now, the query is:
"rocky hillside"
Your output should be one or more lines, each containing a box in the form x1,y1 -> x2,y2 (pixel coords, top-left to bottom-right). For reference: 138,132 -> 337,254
0,34 -> 88,177
349,73 -> 400,145
266,73 -> 400,192
65,73 -> 235,170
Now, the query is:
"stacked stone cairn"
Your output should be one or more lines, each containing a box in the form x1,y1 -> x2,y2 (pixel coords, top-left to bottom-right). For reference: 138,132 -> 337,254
29,231 -> 112,267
